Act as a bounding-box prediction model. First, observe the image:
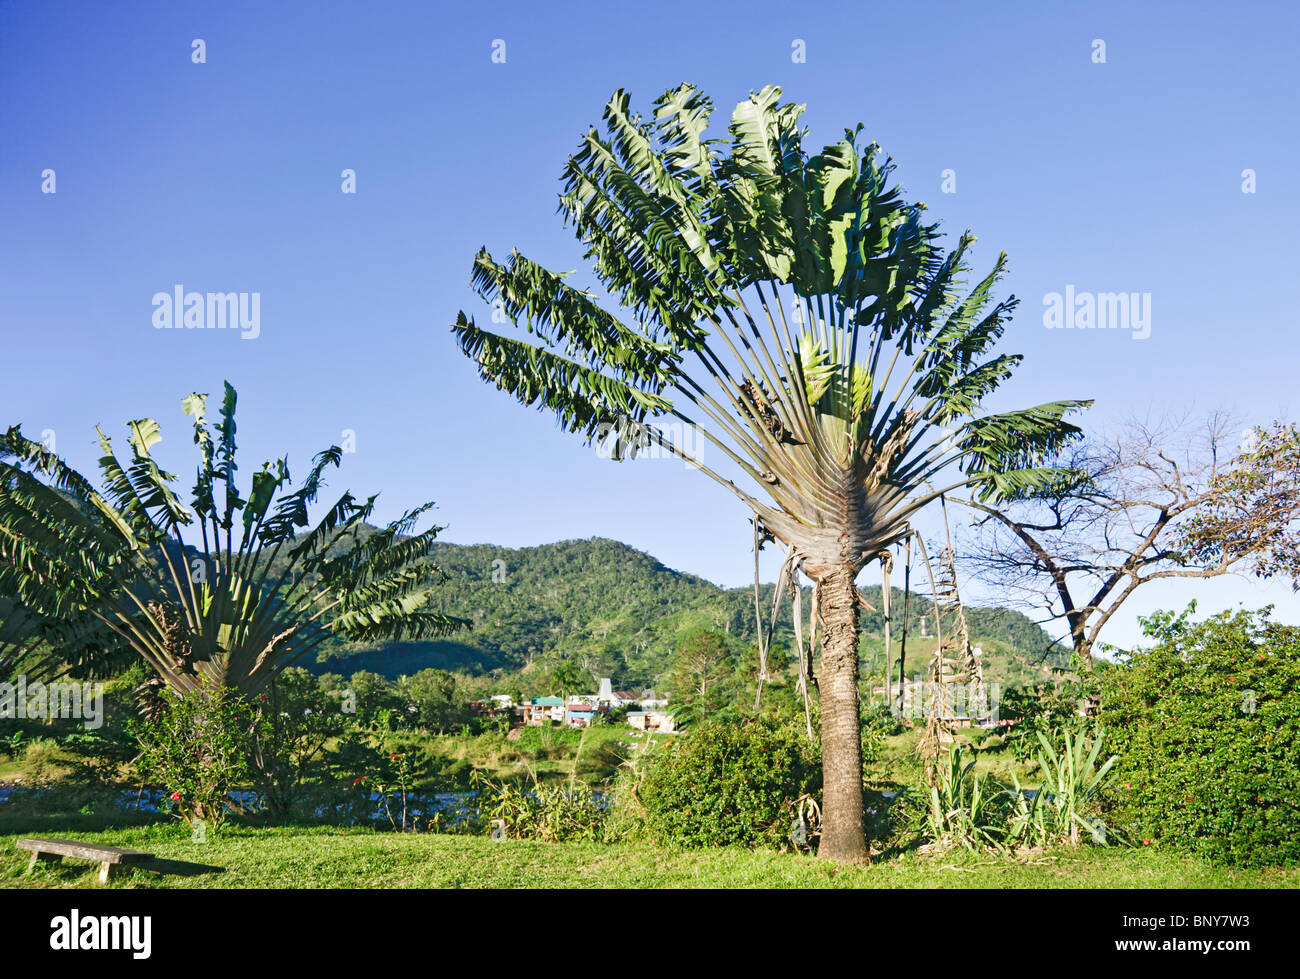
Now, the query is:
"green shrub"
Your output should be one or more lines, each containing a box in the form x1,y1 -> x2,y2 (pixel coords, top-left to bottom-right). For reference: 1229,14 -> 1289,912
1100,605 -> 1300,867
466,769 -> 606,843
251,668 -> 347,822
925,745 -> 1005,850
997,681 -> 1092,760
637,717 -> 819,849
0,729 -> 23,761
21,737 -> 61,780
1006,729 -> 1117,849
130,684 -> 253,828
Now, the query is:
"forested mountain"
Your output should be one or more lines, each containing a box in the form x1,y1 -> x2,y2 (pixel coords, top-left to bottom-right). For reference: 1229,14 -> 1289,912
312,537 -> 1069,688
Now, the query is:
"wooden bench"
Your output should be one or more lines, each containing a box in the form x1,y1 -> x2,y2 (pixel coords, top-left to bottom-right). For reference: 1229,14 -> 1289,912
16,838 -> 154,883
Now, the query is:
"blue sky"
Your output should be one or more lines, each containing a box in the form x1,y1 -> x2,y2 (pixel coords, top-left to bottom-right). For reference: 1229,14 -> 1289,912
2,0 -> 1297,649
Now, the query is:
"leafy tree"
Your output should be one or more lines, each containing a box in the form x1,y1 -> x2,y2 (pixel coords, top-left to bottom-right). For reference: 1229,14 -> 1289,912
549,660 -> 586,700
251,667 -> 347,821
452,84 -> 1087,861
0,382 -> 470,697
1100,604 -> 1300,867
1181,420 -> 1300,584
343,670 -> 402,727
670,627 -> 732,715
397,668 -> 465,730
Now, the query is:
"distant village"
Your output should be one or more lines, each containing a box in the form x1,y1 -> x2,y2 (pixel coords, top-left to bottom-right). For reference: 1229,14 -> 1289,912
471,678 -> 676,732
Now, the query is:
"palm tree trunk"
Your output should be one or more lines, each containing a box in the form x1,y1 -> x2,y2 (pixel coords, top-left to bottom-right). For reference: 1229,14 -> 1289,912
818,566 -> 869,864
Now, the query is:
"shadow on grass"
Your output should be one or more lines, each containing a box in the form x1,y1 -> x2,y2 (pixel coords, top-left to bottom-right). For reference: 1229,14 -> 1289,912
139,857 -> 226,879
15,856 -> 225,887
871,837 -> 926,862
0,809 -> 163,836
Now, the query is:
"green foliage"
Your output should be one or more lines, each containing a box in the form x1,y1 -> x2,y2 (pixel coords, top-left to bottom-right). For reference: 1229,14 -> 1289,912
0,384 -> 469,695
1179,421 -> 1300,585
1005,773 -> 1050,849
397,669 -> 469,731
250,667 -> 348,822
1021,729 -> 1117,847
997,681 -> 1092,760
669,627 -> 733,719
130,684 -> 253,828
926,746 -> 1005,851
637,717 -> 819,849
549,661 -> 586,699
465,769 -> 606,843
1100,605 -> 1300,867
453,84 -> 1089,525
860,702 -> 902,765
924,730 -> 1117,853
342,670 -> 404,726
0,729 -> 26,761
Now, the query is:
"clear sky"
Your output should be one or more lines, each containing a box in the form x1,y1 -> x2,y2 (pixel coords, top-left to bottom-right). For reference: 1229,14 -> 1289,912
2,0 -> 1297,649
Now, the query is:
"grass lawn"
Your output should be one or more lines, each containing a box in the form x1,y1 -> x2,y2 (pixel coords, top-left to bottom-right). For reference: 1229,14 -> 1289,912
2,824 -> 1296,889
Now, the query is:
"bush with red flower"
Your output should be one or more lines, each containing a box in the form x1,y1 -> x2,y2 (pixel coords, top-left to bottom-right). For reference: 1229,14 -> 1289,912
1100,603 -> 1300,867
130,683 -> 254,828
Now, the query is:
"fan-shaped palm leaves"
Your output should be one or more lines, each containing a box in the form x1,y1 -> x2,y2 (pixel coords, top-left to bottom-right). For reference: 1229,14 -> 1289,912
453,84 -> 1089,863
0,382 -> 469,697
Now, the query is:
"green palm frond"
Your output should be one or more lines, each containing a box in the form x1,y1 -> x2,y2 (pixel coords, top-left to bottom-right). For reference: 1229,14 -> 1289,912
960,401 -> 1092,501
469,248 -> 682,391
454,84 -> 1090,574
453,312 -> 674,440
0,385 -> 469,694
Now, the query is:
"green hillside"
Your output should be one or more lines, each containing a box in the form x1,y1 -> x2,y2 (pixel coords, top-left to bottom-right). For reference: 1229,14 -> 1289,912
312,537 -> 1069,688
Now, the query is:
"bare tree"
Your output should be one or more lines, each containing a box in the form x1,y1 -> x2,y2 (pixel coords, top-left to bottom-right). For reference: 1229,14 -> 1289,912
958,413 -> 1298,671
